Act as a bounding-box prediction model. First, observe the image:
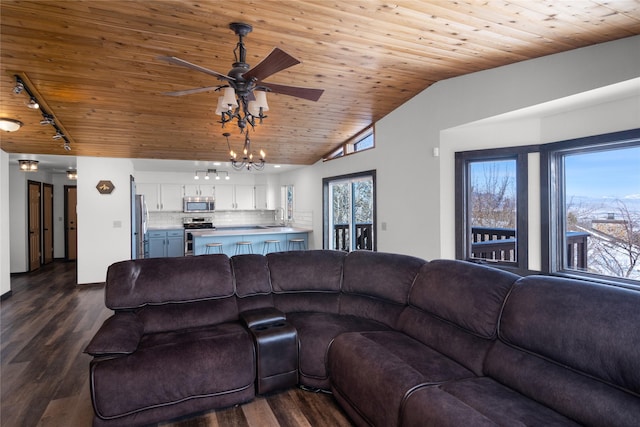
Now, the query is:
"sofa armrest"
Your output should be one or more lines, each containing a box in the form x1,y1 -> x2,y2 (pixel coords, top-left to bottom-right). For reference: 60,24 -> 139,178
84,312 -> 144,356
240,307 -> 286,329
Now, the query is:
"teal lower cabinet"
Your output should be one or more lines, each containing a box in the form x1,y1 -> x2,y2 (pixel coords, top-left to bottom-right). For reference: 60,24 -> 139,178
147,229 -> 184,258
194,232 -> 308,256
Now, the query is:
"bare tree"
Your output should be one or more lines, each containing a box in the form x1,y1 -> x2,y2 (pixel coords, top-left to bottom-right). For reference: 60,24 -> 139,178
470,162 -> 516,229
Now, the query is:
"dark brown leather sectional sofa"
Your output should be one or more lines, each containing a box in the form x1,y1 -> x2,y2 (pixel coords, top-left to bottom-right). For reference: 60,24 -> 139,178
85,250 -> 640,426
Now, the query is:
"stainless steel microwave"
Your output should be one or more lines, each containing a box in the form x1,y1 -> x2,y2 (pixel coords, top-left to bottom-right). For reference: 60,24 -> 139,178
183,196 -> 215,213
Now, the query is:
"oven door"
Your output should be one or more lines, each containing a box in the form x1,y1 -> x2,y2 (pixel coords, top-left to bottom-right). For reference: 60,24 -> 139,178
184,230 -> 194,256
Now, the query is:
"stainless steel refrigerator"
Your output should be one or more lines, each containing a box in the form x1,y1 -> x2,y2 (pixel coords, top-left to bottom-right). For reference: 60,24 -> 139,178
133,194 -> 148,259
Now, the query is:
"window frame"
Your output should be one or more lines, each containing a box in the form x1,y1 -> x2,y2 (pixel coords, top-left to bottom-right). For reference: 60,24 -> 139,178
455,146 -> 534,274
540,128 -> 640,288
323,126 -> 374,161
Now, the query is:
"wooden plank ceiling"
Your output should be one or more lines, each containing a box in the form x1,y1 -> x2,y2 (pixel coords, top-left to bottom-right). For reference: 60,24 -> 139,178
1,1 -> 639,166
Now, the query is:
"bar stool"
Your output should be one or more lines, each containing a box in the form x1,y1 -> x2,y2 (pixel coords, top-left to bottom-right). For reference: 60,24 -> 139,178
235,241 -> 254,255
288,238 -> 306,251
262,239 -> 281,254
205,242 -> 224,254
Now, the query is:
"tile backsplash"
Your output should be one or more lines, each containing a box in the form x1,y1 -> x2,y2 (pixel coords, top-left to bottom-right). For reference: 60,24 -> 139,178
148,210 -> 279,228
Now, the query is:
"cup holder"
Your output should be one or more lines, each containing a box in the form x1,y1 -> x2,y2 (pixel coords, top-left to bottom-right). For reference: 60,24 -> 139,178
254,321 -> 286,331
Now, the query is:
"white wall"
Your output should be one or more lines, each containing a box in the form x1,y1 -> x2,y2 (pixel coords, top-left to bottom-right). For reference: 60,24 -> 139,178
279,35 -> 640,263
76,157 -> 134,284
0,150 -> 10,296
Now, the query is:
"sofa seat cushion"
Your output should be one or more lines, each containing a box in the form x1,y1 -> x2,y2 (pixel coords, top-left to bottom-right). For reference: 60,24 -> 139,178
329,331 -> 475,427
285,312 -> 389,389
90,322 -> 255,421
400,377 -> 581,427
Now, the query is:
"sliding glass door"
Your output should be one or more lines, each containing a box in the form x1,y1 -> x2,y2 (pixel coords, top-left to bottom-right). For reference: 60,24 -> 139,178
323,171 -> 376,252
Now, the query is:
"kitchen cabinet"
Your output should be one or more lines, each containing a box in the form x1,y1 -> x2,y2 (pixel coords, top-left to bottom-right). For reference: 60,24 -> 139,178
137,183 -> 183,211
214,185 -> 235,210
235,185 -> 254,210
254,185 -> 268,210
215,185 -> 263,210
147,229 -> 184,258
183,184 -> 215,197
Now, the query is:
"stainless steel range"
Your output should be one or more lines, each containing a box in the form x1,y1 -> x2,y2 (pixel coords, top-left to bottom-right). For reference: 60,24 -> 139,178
183,217 -> 214,256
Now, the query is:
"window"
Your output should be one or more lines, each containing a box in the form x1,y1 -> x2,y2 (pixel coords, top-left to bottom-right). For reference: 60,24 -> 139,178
455,128 -> 640,288
542,129 -> 640,285
455,148 -> 529,271
280,184 -> 294,223
323,171 -> 376,251
323,127 -> 374,161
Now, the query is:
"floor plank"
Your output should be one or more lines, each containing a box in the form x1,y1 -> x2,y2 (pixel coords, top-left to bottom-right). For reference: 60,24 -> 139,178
1,261 -> 354,427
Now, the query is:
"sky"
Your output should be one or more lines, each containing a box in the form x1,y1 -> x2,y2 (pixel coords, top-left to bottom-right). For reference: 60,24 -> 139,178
565,145 -> 640,200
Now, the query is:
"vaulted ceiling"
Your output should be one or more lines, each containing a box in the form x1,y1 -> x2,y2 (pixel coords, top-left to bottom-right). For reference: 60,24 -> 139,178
1,1 -> 639,166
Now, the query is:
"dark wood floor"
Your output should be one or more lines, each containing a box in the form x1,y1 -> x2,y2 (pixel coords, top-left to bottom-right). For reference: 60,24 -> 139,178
1,261 -> 354,427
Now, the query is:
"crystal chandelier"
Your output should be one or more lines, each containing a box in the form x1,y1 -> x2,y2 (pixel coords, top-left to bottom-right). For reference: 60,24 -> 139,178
224,132 -> 265,171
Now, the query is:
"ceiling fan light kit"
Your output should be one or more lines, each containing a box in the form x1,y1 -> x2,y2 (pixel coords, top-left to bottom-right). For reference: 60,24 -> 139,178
159,22 -> 323,171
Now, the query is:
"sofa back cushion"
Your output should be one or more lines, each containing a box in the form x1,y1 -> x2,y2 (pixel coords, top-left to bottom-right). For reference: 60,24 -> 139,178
342,251 -> 426,304
485,276 -> 640,425
398,259 -> 519,375
267,250 -> 346,292
409,260 -> 519,339
268,250 -> 346,314
340,251 -> 426,327
105,254 -> 235,310
231,254 -> 275,312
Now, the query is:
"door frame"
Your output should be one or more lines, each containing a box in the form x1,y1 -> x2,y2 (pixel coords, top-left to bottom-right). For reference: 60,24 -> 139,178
27,180 -> 41,271
42,183 -> 54,264
64,185 -> 77,261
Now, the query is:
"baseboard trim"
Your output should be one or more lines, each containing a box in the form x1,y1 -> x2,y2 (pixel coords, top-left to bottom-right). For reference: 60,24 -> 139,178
1,290 -> 13,301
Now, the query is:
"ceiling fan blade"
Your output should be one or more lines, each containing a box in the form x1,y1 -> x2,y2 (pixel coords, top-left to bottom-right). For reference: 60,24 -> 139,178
157,56 -> 234,81
260,82 -> 324,102
162,86 -> 221,96
243,48 -> 300,82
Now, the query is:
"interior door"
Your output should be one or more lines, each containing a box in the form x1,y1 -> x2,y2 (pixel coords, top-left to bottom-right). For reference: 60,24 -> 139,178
42,183 -> 54,264
65,185 -> 77,261
28,181 -> 41,271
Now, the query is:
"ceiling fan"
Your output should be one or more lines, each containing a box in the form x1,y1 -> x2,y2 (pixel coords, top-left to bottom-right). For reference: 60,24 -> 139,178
158,22 -> 324,133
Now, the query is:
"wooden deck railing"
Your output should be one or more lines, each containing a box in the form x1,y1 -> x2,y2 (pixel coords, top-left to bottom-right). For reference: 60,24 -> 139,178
471,227 -> 589,269
334,223 -> 373,251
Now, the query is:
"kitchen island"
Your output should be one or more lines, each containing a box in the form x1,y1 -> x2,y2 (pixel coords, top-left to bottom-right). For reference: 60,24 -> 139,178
192,226 -> 311,255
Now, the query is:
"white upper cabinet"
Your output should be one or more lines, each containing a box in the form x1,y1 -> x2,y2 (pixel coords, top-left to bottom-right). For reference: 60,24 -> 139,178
183,184 -> 215,197
137,183 -> 183,211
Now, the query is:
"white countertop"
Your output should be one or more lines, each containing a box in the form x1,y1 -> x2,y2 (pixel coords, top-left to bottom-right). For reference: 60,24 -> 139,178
192,226 -> 311,237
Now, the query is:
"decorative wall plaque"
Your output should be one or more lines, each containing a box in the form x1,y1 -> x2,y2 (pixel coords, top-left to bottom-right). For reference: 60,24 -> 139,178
96,180 -> 115,194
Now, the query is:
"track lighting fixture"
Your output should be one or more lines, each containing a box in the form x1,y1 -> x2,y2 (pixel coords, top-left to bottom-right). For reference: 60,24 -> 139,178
13,78 -> 24,94
11,74 -> 73,152
193,169 -> 230,180
26,97 -> 39,109
40,114 -> 55,125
